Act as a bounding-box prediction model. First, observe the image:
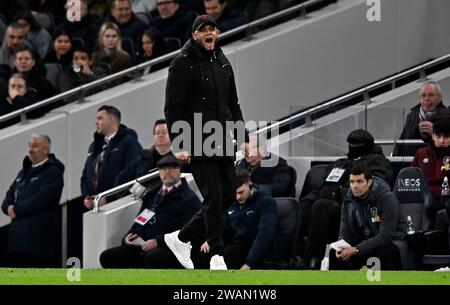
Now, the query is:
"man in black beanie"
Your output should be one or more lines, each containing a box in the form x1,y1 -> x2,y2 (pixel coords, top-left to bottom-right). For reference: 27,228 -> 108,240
299,128 -> 394,269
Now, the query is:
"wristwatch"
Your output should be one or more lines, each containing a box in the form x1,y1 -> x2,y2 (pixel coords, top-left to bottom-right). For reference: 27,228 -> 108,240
354,248 -> 360,255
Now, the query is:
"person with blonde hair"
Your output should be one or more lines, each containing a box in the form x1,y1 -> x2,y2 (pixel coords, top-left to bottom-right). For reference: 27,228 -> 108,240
92,22 -> 132,74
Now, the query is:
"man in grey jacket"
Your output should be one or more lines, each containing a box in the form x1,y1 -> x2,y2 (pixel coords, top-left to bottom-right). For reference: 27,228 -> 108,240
329,163 -> 404,270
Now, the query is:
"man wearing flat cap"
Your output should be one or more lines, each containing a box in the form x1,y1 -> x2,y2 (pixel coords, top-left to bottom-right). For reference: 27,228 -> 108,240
99,154 -> 201,269
164,14 -> 248,270
300,129 -> 394,269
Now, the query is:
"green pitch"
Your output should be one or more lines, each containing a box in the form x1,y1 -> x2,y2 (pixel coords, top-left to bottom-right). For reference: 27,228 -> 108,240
0,268 -> 449,285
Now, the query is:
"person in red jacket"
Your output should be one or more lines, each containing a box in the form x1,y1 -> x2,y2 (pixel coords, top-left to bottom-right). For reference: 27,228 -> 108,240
411,116 -> 450,230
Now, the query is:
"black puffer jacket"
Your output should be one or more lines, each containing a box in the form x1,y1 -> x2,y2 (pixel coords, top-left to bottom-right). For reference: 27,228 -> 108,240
164,38 -> 247,160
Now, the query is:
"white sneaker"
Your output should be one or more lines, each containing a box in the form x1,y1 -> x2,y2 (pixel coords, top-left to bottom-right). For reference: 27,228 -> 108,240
164,230 -> 194,269
210,255 -> 227,270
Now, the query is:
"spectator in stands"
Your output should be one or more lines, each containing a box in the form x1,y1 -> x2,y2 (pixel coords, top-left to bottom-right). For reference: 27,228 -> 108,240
13,10 -> 53,59
204,0 -> 248,33
57,0 -> 103,53
1,134 -> 64,267
59,45 -> 110,98
138,27 -> 169,72
139,27 -> 168,62
237,134 -> 293,197
0,73 -> 40,129
148,0 -> 197,43
411,116 -> 450,230
0,23 -> 29,68
99,154 -> 202,269
116,119 -> 172,187
92,22 -> 133,74
108,0 -> 147,57
329,163 -> 403,270
300,129 -> 394,269
393,81 -> 447,156
12,45 -> 57,101
222,168 -> 278,269
43,28 -> 74,69
81,105 -> 142,210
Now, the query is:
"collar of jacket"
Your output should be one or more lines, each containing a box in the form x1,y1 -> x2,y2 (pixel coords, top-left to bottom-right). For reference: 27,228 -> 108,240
22,153 -> 65,172
346,178 -> 381,205
93,124 -> 129,153
410,101 -> 447,111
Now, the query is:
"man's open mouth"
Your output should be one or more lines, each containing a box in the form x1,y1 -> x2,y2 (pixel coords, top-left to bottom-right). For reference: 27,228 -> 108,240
205,37 -> 213,43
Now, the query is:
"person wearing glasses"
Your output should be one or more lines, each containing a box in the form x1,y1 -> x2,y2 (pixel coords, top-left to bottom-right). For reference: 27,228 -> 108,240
100,154 -> 201,268
163,15 -> 248,270
393,80 -> 448,156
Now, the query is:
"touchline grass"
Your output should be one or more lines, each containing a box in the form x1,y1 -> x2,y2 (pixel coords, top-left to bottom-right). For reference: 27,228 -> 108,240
0,269 -> 449,285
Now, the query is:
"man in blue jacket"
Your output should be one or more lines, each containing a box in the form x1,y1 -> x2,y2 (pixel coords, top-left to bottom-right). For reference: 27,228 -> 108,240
81,105 -> 142,209
100,155 -> 202,268
222,168 -> 278,269
1,134 -> 64,267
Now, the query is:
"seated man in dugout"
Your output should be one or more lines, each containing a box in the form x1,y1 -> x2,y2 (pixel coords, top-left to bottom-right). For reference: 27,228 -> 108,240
329,163 -> 404,270
100,155 -> 201,269
237,134 -> 293,198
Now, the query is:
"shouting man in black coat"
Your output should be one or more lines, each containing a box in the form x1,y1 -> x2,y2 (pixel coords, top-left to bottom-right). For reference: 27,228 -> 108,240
163,15 -> 248,270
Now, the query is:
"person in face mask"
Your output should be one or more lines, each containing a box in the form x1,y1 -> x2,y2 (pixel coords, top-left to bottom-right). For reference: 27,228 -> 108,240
299,129 -> 394,270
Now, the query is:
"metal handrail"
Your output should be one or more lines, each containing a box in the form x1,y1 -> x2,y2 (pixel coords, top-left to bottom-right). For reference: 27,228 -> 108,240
255,53 -> 450,135
93,170 -> 160,213
374,139 -> 425,145
0,0 -> 325,125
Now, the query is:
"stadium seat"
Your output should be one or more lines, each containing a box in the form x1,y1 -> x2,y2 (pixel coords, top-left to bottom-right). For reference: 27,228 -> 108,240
263,197 -> 302,269
34,12 -> 55,35
44,63 -> 63,91
164,37 -> 182,52
135,12 -> 151,26
287,165 -> 297,198
393,167 -> 450,269
121,37 -> 137,65
72,37 -> 86,48
299,164 -> 328,199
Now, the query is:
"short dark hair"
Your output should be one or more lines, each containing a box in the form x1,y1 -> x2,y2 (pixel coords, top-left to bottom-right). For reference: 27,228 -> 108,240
73,45 -> 91,60
13,10 -> 42,32
98,105 -> 121,123
153,119 -> 168,134
349,163 -> 372,182
432,118 -> 450,137
236,168 -> 251,189
14,45 -> 37,60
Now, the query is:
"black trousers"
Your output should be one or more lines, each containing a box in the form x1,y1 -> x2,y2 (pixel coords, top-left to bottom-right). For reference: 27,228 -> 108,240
303,199 -> 341,265
100,245 -> 183,269
223,240 -> 253,269
329,243 -> 401,270
7,251 -> 55,268
179,158 -> 235,254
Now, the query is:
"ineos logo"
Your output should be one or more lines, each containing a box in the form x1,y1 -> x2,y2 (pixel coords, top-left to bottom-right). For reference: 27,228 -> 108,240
398,179 -> 421,187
